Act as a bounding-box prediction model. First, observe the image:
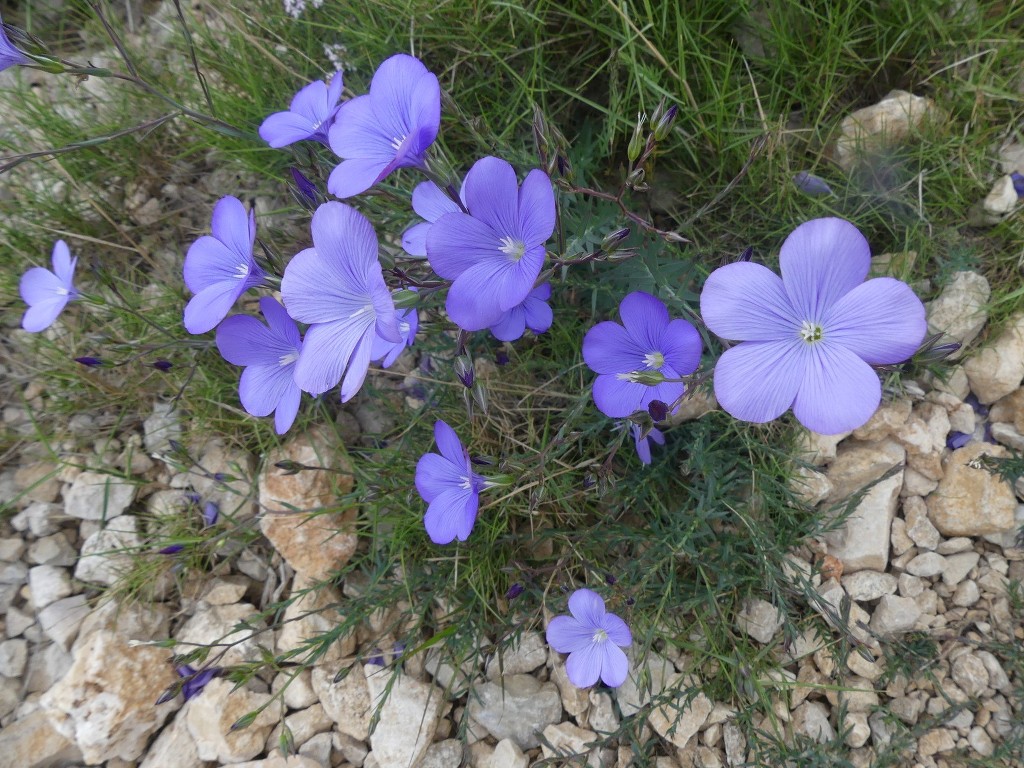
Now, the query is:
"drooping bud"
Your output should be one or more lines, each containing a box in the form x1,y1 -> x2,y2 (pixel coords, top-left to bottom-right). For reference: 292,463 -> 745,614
601,227 -> 631,254
627,113 -> 647,163
653,104 -> 678,141
505,583 -> 525,601
74,356 -> 103,367
202,501 -> 219,527
793,171 -> 834,197
454,356 -> 474,388
152,360 -> 173,372
647,399 -> 669,422
289,168 -> 321,212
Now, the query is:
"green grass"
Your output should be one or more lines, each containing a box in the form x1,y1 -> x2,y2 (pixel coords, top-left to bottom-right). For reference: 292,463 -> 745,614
2,0 -> 1024,763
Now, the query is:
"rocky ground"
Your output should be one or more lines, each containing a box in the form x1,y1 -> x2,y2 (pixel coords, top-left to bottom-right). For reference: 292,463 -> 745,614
1,260 -> 1023,767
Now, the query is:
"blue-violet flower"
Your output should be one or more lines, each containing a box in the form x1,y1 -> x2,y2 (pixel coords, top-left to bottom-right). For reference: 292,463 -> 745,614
20,240 -> 79,332
489,283 -> 553,342
259,73 -> 343,148
546,588 -> 632,688
630,424 -> 665,465
415,420 -> 492,544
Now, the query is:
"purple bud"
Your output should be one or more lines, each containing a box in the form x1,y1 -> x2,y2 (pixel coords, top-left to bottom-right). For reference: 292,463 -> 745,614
582,474 -> 596,490
181,667 -> 219,700
495,350 -> 510,366
212,472 -> 227,482
167,439 -> 183,453
202,501 -> 219,527
74,356 -> 103,367
505,583 -> 525,601
965,394 -> 989,419
556,154 -> 573,179
601,227 -> 631,253
1012,171 -> 1024,198
290,167 -> 321,211
185,492 -> 202,505
626,597 -> 636,606
454,356 -> 474,388
152,360 -> 173,372
793,171 -> 834,197
647,399 -> 668,422
946,431 -> 972,450
366,649 -> 385,666
158,544 -> 185,555
605,573 -> 617,585
738,246 -> 754,262
653,104 -> 678,141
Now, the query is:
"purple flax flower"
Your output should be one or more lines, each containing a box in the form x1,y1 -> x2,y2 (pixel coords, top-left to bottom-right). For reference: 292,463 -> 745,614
202,501 -> 220,527
630,424 -> 665,465
20,240 -> 78,332
175,665 -> 219,701
259,73 -> 343,148
415,420 -> 491,544
700,217 -> 927,434
183,196 -> 265,335
216,296 -> 303,434
401,180 -> 462,256
371,304 -> 418,368
0,21 -> 31,71
490,283 -> 553,342
327,54 -> 440,198
582,292 -> 702,419
546,588 -> 631,688
427,156 -> 555,331
281,201 -> 400,399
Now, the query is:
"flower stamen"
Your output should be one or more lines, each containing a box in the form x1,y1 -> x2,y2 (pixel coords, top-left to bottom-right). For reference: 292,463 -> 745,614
799,320 -> 824,343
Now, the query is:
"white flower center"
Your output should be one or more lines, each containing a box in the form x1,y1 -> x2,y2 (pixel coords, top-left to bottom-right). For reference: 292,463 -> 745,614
350,304 -> 374,320
279,351 -> 299,367
234,262 -> 250,280
644,351 -> 665,369
799,320 -> 824,343
592,628 -> 608,644
459,475 -> 473,491
498,236 -> 526,262
55,287 -> 69,296
399,320 -> 410,336
390,135 -> 406,151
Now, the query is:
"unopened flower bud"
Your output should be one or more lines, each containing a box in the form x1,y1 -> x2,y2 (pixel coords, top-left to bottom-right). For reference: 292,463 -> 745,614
472,381 -> 488,413
202,501 -> 219,527
627,113 -> 647,163
738,246 -> 754,262
793,171 -> 834,197
625,167 -> 645,188
289,168 -> 320,211
653,104 -> 678,141
556,154 -> 573,181
454,356 -> 474,388
601,227 -> 631,253
505,583 -> 525,601
75,356 -> 103,367
274,459 -> 305,475
648,399 -> 668,422
152,360 -> 173,372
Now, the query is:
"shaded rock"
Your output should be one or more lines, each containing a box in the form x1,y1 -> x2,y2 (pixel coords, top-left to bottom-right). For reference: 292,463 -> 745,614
77,599 -> 170,645
789,465 -> 833,506
841,571 -> 896,602
870,595 -> 921,635
232,758 -> 321,768
616,650 -> 676,717
795,429 -> 849,467
144,401 -> 182,456
190,438 -> 257,519
276,575 -> 354,666
64,471 -> 136,521
14,461 -> 61,504
963,313 -> 1024,403
903,496 -> 939,550
983,175 -> 1018,217
485,630 -> 546,679
74,515 -> 141,586
27,565 -> 73,609
176,602 -> 266,667
365,669 -> 445,768
41,629 -> 177,763
27,532 -> 77,567
825,439 -> 905,502
551,659 -> 590,719
37,594 -> 91,651
138,710 -> 205,768
905,552 -> 945,578
831,90 -> 943,171
0,709 -> 82,768
312,662 -> 371,741
0,638 -> 27,677
734,598 -> 783,643
941,551 -> 979,586
950,653 -> 988,698
791,701 -> 834,743
925,271 -> 990,353
185,679 -> 278,764
648,680 -> 713,750
926,443 -> 1016,536
852,399 -> 912,442
588,690 -> 619,733
467,674 -> 562,749
541,722 -> 597,761
824,470 -> 902,572
419,739 -> 464,768
480,738 -> 528,768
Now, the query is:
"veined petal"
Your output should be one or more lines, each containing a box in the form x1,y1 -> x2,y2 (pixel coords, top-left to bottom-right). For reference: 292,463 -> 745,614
658,319 -> 702,376
50,240 -> 75,286
600,613 -> 632,647
184,280 -> 245,335
424,487 -> 478,544
260,296 -> 303,349
523,291 -> 553,334
713,340 -> 807,424
619,292 -> 669,351
292,317 -> 370,396
209,196 -> 254,262
446,261 -> 524,331
582,322 -> 647,374
599,642 -> 629,687
518,168 -> 555,246
463,156 -> 520,236
328,96 -> 394,162
412,181 -> 460,222
20,267 -> 64,305
21,297 -> 69,333
259,111 -> 317,147
369,54 -> 431,141
700,261 -> 799,341
273,386 -> 301,434
592,375 -> 648,418
427,211 -> 504,279
564,642 -> 603,688
792,343 -> 881,434
216,314 -> 278,366
339,330 -> 374,403
633,429 -> 653,464
289,79 -> 330,122
238,363 -> 295,418
434,420 -> 465,466
546,616 -> 592,654
310,201 -> 379,276
415,453 -> 465,502
409,69 -> 441,155
490,306 -> 527,341
569,588 -> 606,626
779,217 -> 870,323
823,277 -> 927,364
401,221 -> 431,256
327,157 -> 392,199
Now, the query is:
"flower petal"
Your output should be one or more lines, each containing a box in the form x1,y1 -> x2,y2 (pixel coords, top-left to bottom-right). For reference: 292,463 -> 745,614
713,340 -> 807,424
328,96 -> 394,161
273,385 -> 301,434
583,321 -> 647,374
369,54 -> 431,141
260,296 -> 303,349
19,267 -> 64,305
463,156 -> 520,236
658,319 -> 702,376
619,292 -> 669,351
327,157 -> 392,199
183,236 -> 245,293
427,211 -> 504,279
401,221 -> 431,257
292,317 -> 370,396
592,374 -> 648,419
564,642 -> 603,688
523,289 -> 553,334
289,79 -> 330,122
792,343 -> 881,434
823,277 -> 926,364
339,329 -> 374,403
546,616 -> 592,654
568,588 -> 606,626
238,363 -> 295,418
434,420 -> 466,466
216,314 -> 277,366
415,453 -> 465,502
446,261 -> 523,331
412,181 -> 461,222
779,217 -> 870,322
424,487 -> 478,544
21,297 -> 68,332
600,613 -> 632,647
209,196 -> 254,263
490,306 -> 527,342
184,280 -> 245,335
598,642 -> 629,687
259,111 -> 317,148
50,240 -> 75,286
518,169 -> 555,246
700,261 -> 799,341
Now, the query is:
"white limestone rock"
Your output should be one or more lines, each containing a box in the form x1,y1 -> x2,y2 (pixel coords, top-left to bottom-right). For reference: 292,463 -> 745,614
74,515 -> 141,587
485,630 -> 547,679
466,674 -> 562,749
963,313 -> 1024,404
925,271 -> 990,353
870,595 -> 922,635
63,471 -> 137,521
185,679 -> 278,763
734,598 -> 783,643
364,668 -> 445,768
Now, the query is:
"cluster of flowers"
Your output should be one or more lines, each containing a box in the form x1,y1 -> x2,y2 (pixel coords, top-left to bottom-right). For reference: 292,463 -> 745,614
16,47 -> 930,689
